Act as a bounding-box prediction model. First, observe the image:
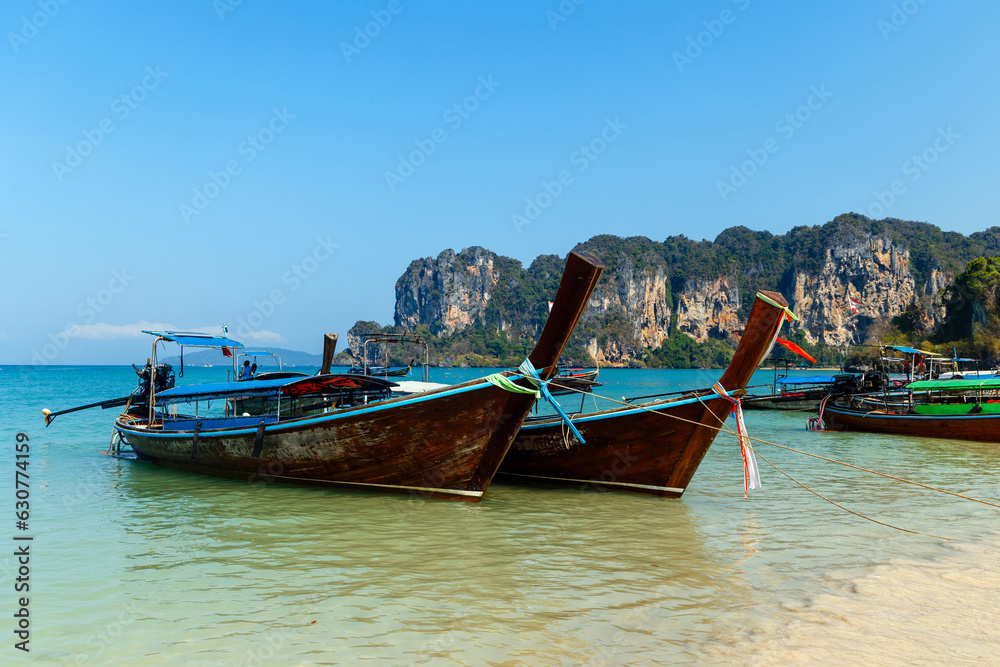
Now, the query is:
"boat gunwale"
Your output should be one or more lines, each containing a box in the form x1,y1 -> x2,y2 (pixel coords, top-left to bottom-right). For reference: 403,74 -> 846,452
519,387 -> 746,428
118,372 -> 516,437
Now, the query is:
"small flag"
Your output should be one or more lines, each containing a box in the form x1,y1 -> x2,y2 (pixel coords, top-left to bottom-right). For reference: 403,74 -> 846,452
222,346 -> 233,358
847,295 -> 861,314
548,301 -> 554,312
776,337 -> 818,363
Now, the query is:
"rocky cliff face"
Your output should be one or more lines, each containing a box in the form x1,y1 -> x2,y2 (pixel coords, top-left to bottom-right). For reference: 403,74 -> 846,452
789,235 -> 916,345
394,247 -> 498,335
390,219 -> 972,366
580,260 -> 672,365
674,277 -> 741,343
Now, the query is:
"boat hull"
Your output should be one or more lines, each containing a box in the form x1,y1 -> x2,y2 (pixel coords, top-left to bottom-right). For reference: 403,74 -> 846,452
118,380 -> 534,501
500,290 -> 789,496
822,403 -> 1000,442
500,395 -> 736,497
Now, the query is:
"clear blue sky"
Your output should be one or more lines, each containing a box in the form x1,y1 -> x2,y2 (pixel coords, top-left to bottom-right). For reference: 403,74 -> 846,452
2,0 -> 998,364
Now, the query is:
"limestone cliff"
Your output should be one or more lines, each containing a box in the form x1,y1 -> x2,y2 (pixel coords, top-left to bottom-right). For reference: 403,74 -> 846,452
674,277 -> 741,343
789,235 -> 917,345
394,247 -> 498,335
579,259 -> 672,365
385,216 -> 1000,366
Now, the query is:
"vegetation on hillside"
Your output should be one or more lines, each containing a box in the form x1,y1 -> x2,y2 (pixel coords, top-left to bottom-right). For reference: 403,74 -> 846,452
359,215 -> 1000,369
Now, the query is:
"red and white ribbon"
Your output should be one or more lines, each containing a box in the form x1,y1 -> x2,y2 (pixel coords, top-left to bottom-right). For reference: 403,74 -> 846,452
711,382 -> 761,497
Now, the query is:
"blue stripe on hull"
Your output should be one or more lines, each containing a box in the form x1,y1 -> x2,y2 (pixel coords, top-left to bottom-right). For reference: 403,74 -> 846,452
118,381 -> 492,438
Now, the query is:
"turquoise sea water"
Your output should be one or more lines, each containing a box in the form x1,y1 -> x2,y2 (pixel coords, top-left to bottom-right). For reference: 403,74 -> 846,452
1,365 -> 998,664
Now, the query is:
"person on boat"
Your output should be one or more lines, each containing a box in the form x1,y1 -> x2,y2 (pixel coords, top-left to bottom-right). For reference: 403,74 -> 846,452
240,360 -> 253,381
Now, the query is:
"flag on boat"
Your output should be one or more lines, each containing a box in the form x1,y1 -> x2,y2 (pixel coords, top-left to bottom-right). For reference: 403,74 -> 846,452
847,295 -> 861,314
221,346 -> 233,358
776,337 -> 817,363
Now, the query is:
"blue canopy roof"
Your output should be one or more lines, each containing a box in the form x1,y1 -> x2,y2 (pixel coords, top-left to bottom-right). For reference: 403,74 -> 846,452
884,345 -> 933,356
143,331 -> 244,349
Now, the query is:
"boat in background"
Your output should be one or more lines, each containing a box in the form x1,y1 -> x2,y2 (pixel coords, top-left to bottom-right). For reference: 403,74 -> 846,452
498,291 -> 791,497
743,372 -> 860,410
235,348 -> 313,382
934,348 -> 997,381
549,368 -> 602,396
820,377 -> 1000,442
46,250 -> 604,501
348,333 -> 429,380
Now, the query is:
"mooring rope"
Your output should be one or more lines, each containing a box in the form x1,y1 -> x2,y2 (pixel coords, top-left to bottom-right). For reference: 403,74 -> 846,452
746,437 -> 1000,510
751,448 -> 952,541
548,382 -> 1000,512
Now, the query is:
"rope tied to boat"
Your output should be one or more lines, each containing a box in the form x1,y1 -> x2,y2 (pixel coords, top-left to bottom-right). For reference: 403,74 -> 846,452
807,395 -> 831,431
487,359 -> 586,446
710,382 -> 761,497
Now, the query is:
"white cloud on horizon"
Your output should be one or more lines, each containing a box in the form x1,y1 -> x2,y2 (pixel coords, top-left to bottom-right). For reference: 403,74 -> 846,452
67,321 -> 285,343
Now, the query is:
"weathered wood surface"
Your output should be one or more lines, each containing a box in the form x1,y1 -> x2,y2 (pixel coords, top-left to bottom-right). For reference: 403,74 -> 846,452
117,250 -> 605,501
120,380 -> 534,500
500,290 -> 789,496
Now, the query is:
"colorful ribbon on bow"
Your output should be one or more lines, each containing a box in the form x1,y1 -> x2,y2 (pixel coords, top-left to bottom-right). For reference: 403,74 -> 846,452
486,359 -> 586,446
755,292 -> 799,323
711,382 -> 761,498
755,292 -> 800,359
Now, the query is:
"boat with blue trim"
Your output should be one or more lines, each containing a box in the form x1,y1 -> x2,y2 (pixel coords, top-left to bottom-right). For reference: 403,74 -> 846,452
46,250 -> 604,501
498,291 -> 791,497
821,377 -> 1000,441
742,372 -> 860,410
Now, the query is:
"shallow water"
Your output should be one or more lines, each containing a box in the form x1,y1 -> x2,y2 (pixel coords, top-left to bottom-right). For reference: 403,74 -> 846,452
1,366 -> 998,664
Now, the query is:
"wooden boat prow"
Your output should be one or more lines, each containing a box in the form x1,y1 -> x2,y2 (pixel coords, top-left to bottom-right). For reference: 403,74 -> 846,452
500,290 -> 790,497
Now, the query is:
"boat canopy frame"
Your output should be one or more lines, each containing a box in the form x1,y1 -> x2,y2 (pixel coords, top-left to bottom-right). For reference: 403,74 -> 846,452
359,333 -> 430,382
143,329 -> 246,426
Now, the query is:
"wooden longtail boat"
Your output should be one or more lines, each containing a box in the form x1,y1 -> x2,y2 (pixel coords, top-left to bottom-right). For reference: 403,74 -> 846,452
63,251 -> 603,501
742,374 -> 860,411
821,377 -> 1000,442
498,291 -> 790,497
549,368 -> 601,396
